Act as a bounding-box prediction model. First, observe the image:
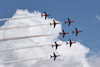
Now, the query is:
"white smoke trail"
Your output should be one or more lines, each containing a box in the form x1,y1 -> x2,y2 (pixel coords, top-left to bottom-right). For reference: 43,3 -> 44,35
0,56 -> 49,65
0,16 -> 36,21
0,34 -> 56,42
0,45 -> 52,52
0,24 -> 50,30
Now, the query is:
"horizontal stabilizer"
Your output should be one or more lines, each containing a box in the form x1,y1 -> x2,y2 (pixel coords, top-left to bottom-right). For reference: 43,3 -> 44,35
52,45 -> 54,48
50,55 -> 52,59
50,23 -> 52,26
72,30 -> 74,34
41,14 -> 43,18
65,21 -> 67,24
59,32 -> 61,35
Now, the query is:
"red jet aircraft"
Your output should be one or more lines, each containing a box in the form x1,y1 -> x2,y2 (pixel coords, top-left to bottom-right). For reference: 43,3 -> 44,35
72,28 -> 82,36
66,39 -> 76,47
50,20 -> 60,28
52,42 -> 61,50
65,18 -> 75,26
59,29 -> 69,38
41,11 -> 51,19
50,52 -> 60,61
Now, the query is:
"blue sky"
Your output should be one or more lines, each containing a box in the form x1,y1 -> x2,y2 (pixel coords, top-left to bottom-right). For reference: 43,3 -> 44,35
0,0 -> 100,53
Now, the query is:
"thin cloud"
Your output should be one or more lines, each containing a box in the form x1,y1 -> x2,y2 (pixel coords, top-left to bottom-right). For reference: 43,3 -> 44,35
96,15 -> 100,21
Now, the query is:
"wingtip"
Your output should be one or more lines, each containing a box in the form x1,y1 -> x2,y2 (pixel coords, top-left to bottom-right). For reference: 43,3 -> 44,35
68,18 -> 69,20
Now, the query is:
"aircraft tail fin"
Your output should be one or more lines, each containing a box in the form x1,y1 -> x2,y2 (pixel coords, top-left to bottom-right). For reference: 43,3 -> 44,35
65,21 -> 67,24
52,45 -> 54,48
41,14 -> 43,18
72,30 -> 74,34
50,23 -> 52,26
66,42 -> 69,45
59,32 -> 61,36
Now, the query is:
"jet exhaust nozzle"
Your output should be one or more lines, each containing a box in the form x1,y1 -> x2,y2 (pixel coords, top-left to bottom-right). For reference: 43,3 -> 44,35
50,55 -> 52,59
65,21 -> 67,24
50,23 -> 52,26
41,14 -> 43,18
52,44 -> 54,48
59,32 -> 61,35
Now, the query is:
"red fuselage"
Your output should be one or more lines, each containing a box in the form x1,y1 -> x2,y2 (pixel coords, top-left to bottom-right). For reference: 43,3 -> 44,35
43,14 -> 51,17
75,31 -> 82,33
70,41 -> 76,44
65,20 -> 75,23
61,32 -> 69,35
52,55 -> 60,58
52,23 -> 60,25
68,21 -> 75,23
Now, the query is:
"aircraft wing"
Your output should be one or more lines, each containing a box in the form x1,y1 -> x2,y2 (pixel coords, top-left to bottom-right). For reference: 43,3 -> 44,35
55,42 -> 58,49
76,33 -> 78,36
69,39 -> 71,42
70,44 -> 72,47
53,52 -> 56,56
45,16 -> 47,19
68,18 -> 70,21
63,34 -> 65,38
44,11 -> 47,15
53,20 -> 55,23
75,28 -> 78,31
54,24 -> 56,28
56,45 -> 58,50
55,42 -> 57,45
54,57 -> 56,61
53,20 -> 56,28
62,29 -> 65,33
68,23 -> 70,26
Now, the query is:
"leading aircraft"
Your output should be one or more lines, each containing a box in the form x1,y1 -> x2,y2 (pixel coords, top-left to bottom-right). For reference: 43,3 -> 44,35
41,11 -> 51,19
65,18 -> 75,26
59,29 -> 69,38
72,28 -> 82,36
66,39 -> 76,47
50,52 -> 60,61
52,42 -> 61,50
50,20 -> 60,28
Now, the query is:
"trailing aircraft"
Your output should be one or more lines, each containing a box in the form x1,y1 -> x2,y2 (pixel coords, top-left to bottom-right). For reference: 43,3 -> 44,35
72,28 -> 82,36
41,11 -> 51,19
65,18 -> 75,26
52,42 -> 61,50
50,20 -> 60,28
66,39 -> 76,47
50,52 -> 60,61
59,29 -> 69,38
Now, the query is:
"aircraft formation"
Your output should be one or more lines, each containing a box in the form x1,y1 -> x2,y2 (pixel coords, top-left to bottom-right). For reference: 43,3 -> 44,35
41,11 -> 82,61
0,11 -> 83,64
